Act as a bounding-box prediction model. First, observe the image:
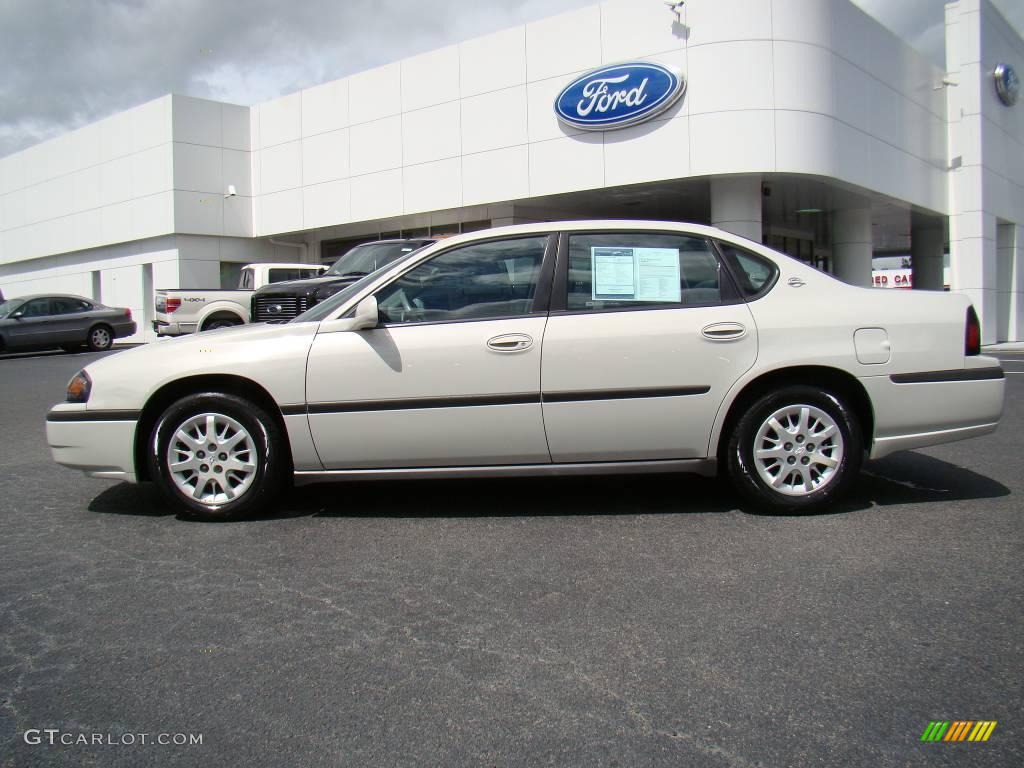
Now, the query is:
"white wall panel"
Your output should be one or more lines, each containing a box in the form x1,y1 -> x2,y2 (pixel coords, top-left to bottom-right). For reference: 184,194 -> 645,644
528,134 -> 603,197
222,149 -> 252,196
302,79 -> 349,137
174,190 -> 223,236
223,194 -> 254,238
131,96 -> 172,153
303,179 -> 351,230
687,41 -> 774,114
133,144 -> 174,198
171,96 -> 221,148
460,27 -> 526,98
259,188 -> 303,234
527,74 -> 585,144
600,0 -> 687,63
131,191 -> 175,240
525,6 -> 601,82
773,42 -> 834,115
349,63 -> 401,125
604,117 -> 690,188
222,104 -> 251,151
101,203 -> 132,244
349,117 -> 402,176
461,146 -> 529,206
461,86 -> 528,155
690,111 -> 775,176
259,93 -> 302,149
98,157 -> 133,208
173,143 -> 222,194
402,45 -> 459,112
404,157 -> 461,214
302,129 -> 349,187
349,170 -> 402,223
260,141 -> 302,194
686,0 -> 773,46
402,102 -> 460,165
771,0 -> 835,49
0,152 -> 26,195
72,122 -> 103,175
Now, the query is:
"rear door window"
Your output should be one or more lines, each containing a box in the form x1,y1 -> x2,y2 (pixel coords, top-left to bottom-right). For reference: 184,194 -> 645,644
564,233 -> 733,311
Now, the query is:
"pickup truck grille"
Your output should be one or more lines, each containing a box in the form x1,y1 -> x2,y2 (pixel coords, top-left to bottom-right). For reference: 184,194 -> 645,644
253,296 -> 308,322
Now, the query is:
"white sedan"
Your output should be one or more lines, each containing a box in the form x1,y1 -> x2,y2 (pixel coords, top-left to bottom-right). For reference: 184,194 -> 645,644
47,221 -> 1005,519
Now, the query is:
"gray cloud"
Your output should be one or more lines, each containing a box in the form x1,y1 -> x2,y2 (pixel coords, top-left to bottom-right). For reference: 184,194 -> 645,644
1,0 -> 1023,158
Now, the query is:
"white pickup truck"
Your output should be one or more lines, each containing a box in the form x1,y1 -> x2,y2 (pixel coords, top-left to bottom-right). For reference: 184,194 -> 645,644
153,263 -> 326,336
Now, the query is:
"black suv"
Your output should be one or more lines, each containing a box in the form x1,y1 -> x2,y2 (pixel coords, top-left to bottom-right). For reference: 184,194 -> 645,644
251,239 -> 434,323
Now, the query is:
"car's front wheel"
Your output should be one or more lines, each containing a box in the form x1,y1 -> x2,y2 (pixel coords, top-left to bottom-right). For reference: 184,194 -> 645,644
148,393 -> 285,519
726,386 -> 863,514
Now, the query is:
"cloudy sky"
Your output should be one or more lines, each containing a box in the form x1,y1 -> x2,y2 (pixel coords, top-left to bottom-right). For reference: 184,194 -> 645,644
1,0 -> 1022,159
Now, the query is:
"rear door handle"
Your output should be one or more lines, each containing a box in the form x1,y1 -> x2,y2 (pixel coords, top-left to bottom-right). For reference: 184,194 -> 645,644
701,322 -> 747,341
487,333 -> 534,352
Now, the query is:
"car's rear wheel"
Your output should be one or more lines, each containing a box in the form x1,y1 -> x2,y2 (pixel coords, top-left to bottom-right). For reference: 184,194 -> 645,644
726,386 -> 862,514
148,393 -> 285,520
86,324 -> 113,352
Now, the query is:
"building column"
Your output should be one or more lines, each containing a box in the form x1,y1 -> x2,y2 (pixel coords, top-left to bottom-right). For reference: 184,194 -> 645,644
996,222 -> 1021,343
710,175 -> 762,243
911,212 -> 945,291
831,207 -> 873,286
949,211 -> 998,344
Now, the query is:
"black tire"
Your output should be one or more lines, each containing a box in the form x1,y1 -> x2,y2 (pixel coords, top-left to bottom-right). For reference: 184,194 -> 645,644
147,392 -> 286,520
202,316 -> 241,331
726,385 -> 863,514
86,324 -> 114,352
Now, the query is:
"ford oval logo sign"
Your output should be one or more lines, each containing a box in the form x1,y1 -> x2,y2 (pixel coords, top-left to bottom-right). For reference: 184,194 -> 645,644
554,62 -> 686,131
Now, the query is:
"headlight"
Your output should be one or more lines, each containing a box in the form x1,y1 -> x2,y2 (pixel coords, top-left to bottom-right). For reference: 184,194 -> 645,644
66,370 -> 92,403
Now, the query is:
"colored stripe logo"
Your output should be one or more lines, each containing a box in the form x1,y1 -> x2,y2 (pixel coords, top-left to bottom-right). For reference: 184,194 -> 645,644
921,721 -> 997,742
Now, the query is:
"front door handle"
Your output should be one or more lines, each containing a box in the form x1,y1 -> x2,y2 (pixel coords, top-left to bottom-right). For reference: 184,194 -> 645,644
701,322 -> 747,341
487,333 -> 534,352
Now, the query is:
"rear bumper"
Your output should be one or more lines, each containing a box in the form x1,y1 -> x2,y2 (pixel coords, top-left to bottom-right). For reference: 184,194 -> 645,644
152,319 -> 196,336
862,361 -> 1005,459
46,405 -> 139,482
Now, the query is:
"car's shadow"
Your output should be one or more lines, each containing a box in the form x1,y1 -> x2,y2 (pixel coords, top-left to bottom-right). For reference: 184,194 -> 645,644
88,450 -> 1010,522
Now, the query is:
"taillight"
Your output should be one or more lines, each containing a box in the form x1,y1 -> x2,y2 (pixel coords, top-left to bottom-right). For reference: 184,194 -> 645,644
965,305 -> 981,356
166,298 -> 181,314
124,308 -> 132,319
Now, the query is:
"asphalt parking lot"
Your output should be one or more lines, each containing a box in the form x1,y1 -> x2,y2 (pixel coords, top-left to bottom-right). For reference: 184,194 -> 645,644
1,348 -> 1021,767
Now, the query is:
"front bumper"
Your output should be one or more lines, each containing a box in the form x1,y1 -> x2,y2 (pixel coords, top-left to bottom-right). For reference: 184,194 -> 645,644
46,404 -> 139,482
861,360 -> 1005,459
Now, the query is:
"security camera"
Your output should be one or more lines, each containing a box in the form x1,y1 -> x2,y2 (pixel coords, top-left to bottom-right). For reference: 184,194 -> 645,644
224,184 -> 237,198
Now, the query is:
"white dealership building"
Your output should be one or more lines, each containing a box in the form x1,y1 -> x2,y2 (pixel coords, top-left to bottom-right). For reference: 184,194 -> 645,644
0,0 -> 1022,342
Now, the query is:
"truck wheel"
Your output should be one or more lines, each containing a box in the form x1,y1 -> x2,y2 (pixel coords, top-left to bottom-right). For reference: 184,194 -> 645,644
147,392 -> 285,520
202,316 -> 241,331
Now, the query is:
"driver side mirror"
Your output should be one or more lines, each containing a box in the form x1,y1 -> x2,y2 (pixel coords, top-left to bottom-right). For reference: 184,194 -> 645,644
10,310 -> 23,319
350,295 -> 379,331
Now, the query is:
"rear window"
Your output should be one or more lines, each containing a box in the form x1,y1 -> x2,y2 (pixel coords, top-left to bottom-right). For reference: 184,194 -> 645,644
717,242 -> 779,299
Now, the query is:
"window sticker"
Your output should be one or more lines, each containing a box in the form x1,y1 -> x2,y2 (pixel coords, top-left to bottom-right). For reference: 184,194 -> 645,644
591,246 -> 681,302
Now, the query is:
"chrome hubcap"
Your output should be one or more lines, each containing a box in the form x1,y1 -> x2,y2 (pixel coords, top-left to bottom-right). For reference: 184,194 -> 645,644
91,328 -> 110,347
753,404 -> 844,496
166,413 -> 257,506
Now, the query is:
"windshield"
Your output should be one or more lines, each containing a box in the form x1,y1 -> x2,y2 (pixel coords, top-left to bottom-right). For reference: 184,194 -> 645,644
0,299 -> 24,319
324,242 -> 427,278
292,246 -> 432,323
